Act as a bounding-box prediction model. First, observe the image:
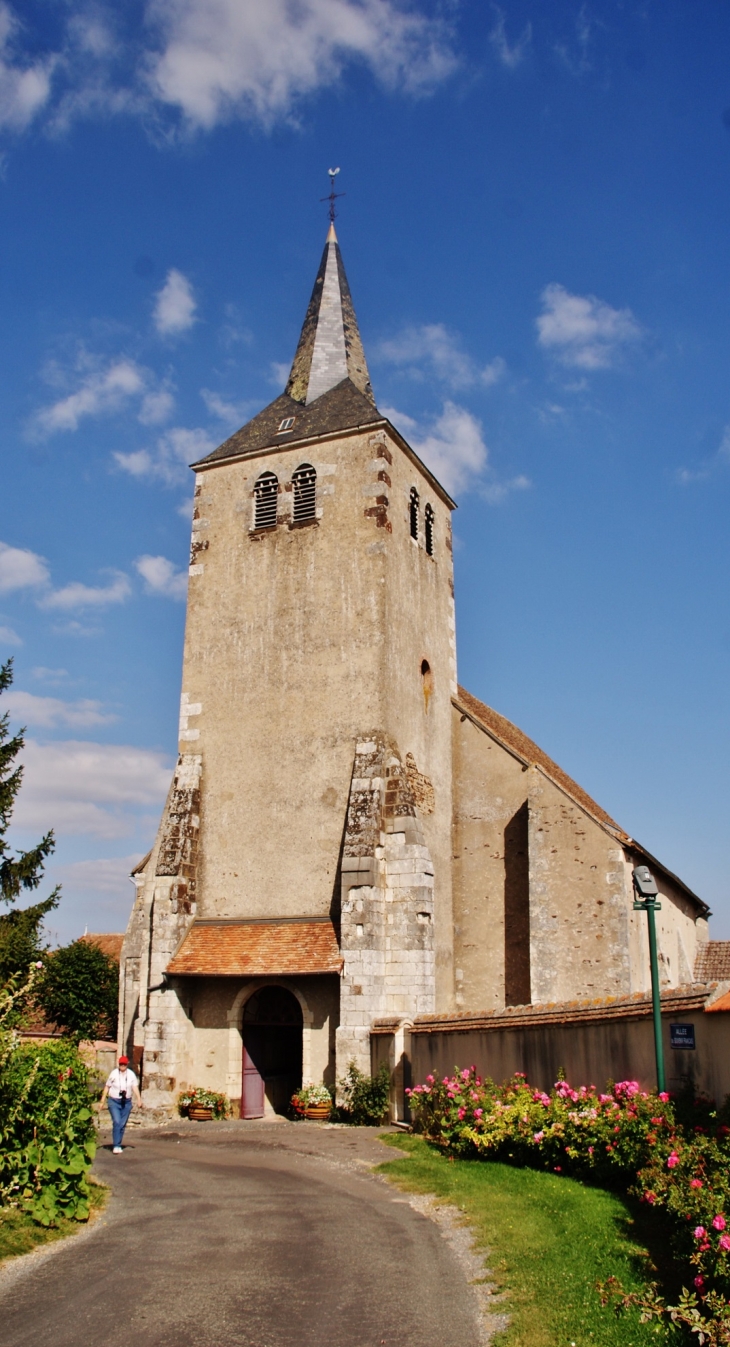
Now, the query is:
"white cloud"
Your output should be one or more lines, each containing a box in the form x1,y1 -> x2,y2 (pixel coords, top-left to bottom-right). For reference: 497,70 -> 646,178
269,361 -> 290,389
114,425 -> 215,485
404,400 -> 488,495
153,268 -> 197,335
0,541 -> 50,593
13,738 -> 172,838
139,385 -> 176,424
555,5 -> 594,77
135,553 -> 188,600
536,283 -> 643,370
379,323 -> 505,390
490,7 -> 531,69
0,624 -> 21,645
54,853 -> 144,894
0,3 -> 54,132
677,424 -> 730,486
33,358 -> 146,435
0,0 -> 456,143
32,666 -> 69,682
200,387 -> 250,424
40,571 -> 131,612
384,400 -> 530,503
4,689 -> 116,728
481,475 -> 531,504
145,0 -> 456,130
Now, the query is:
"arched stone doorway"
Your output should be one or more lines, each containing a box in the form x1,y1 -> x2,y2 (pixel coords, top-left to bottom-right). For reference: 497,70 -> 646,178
241,985 -> 303,1118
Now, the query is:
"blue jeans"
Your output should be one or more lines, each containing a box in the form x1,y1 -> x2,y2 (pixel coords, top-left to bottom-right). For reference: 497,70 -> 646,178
108,1096 -> 133,1147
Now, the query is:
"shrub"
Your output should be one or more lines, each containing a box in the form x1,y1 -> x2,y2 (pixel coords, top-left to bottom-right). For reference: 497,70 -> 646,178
338,1062 -> 391,1125
37,939 -> 119,1043
408,1067 -> 730,1342
0,973 -> 96,1225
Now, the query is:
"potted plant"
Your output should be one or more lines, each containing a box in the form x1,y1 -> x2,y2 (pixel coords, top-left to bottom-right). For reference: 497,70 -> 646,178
178,1088 -> 229,1121
291,1082 -> 333,1120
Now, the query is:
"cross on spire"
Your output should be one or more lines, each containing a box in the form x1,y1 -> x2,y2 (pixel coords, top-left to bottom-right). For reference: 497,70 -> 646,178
321,167 -> 345,224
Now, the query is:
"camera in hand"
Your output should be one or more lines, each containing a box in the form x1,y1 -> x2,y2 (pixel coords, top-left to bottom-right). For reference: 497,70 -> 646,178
118,1090 -> 127,1104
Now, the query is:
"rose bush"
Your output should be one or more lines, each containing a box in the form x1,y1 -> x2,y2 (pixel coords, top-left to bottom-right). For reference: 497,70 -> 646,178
408,1068 -> 730,1341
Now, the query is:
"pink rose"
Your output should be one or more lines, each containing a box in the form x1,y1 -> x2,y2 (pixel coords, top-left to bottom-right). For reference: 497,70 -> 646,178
474,1108 -> 483,1118
691,1179 -> 703,1190
694,1226 -> 706,1240
719,1235 -> 730,1252
694,1275 -> 705,1290
659,1092 -> 670,1103
457,1107 -> 466,1121
667,1152 -> 679,1168
713,1215 -> 726,1231
533,1131 -> 544,1143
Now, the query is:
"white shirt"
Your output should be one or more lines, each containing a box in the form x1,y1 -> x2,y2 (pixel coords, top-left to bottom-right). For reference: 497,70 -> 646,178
106,1067 -> 138,1100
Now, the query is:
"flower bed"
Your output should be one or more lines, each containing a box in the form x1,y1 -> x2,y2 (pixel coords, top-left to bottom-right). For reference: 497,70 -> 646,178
408,1068 -> 730,1342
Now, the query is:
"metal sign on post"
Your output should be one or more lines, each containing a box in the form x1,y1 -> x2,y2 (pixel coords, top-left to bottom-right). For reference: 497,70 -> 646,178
632,864 -> 666,1094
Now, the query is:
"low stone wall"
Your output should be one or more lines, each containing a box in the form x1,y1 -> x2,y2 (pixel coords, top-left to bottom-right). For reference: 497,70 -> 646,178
372,984 -> 730,1119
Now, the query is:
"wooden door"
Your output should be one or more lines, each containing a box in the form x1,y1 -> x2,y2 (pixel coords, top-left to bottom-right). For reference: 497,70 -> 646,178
241,1042 -> 265,1118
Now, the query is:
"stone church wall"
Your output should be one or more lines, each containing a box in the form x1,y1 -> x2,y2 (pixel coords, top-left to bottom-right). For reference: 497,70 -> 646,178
450,707 -> 707,1014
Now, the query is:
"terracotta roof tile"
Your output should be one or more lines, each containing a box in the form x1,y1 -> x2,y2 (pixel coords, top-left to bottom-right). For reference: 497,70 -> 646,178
79,933 -> 124,964
167,918 -> 342,977
695,942 -> 730,983
706,988 -> 730,1013
411,984 -> 714,1034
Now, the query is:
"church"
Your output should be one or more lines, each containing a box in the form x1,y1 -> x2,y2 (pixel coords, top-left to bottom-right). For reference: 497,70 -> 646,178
119,222 -> 710,1117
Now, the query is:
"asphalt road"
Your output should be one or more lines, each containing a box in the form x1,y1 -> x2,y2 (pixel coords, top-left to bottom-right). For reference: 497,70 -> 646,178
0,1121 -> 485,1347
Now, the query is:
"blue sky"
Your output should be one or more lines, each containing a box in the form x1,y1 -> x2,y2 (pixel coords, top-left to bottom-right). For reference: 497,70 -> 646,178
0,0 -> 728,944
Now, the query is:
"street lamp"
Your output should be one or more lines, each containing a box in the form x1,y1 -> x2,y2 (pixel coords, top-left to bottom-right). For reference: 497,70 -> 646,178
632,864 -> 666,1093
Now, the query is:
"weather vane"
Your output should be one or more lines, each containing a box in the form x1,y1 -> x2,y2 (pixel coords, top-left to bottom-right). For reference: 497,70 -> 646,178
321,167 -> 344,224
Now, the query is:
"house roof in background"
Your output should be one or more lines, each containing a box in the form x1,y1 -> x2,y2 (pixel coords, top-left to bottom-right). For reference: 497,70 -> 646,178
79,932 -> 124,964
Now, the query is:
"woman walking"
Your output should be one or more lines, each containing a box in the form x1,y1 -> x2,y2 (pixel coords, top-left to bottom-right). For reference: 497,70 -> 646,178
99,1055 -> 142,1153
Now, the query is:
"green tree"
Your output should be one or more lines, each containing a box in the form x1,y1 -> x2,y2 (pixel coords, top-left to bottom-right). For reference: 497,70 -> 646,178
0,659 -> 59,987
38,940 -> 119,1042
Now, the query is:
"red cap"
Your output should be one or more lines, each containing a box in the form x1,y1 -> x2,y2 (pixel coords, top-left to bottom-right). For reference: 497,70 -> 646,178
118,1055 -> 129,1065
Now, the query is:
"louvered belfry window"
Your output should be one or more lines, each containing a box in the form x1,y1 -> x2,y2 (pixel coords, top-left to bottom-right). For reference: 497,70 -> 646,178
292,463 -> 317,523
409,487 -> 419,540
254,471 -> 278,529
425,503 -> 434,556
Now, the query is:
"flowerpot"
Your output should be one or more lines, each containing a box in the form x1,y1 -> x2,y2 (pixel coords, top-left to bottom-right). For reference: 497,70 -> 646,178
188,1105 -> 214,1121
304,1103 -> 332,1120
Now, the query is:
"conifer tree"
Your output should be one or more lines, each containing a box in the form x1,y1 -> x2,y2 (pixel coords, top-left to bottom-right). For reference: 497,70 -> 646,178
0,659 -> 59,984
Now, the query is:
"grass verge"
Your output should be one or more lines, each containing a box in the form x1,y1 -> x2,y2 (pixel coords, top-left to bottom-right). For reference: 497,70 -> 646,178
379,1135 -> 670,1347
0,1179 -> 107,1266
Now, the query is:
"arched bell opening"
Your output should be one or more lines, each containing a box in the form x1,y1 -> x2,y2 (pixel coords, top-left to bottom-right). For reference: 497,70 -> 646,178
241,985 -> 303,1119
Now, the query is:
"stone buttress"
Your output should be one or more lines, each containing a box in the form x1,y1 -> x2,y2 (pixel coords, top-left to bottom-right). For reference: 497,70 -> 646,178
337,735 -> 435,1084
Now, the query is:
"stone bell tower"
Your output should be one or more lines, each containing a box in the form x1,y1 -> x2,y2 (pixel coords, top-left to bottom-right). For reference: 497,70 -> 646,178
120,222 -> 458,1110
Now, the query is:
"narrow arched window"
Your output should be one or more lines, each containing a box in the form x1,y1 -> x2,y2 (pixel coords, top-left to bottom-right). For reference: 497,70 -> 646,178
292,463 -> 317,523
425,504 -> 434,556
254,471 -> 278,530
409,487 -> 419,540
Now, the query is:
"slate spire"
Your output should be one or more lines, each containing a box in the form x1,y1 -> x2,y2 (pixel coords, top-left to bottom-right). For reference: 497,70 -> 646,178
286,223 -> 374,407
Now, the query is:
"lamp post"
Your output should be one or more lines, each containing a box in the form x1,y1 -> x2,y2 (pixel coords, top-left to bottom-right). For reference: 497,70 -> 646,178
632,864 -> 666,1094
